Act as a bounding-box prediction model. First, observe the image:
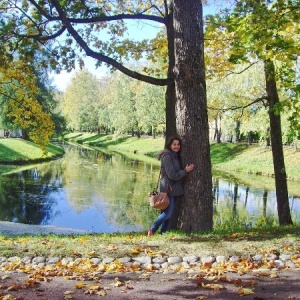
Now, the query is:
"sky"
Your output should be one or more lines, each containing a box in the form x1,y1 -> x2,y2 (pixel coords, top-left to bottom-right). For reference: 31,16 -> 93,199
51,19 -> 161,91
51,2 -> 227,91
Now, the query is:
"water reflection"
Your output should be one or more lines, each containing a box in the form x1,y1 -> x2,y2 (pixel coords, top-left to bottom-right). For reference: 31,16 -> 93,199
212,177 -> 300,226
0,145 -> 159,232
0,145 -> 299,232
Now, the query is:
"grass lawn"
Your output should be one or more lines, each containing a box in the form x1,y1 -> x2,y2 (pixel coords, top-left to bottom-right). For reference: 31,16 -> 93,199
0,138 -> 64,164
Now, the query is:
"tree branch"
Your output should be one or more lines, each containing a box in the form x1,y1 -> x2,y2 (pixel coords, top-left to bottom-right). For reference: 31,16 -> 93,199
28,0 -> 166,24
208,96 -> 268,117
50,0 -> 171,86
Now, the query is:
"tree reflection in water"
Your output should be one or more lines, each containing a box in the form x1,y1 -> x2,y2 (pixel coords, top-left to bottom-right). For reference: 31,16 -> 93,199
0,145 -> 299,232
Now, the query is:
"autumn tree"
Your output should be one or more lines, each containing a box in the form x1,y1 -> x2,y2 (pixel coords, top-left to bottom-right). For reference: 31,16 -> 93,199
0,58 -> 54,150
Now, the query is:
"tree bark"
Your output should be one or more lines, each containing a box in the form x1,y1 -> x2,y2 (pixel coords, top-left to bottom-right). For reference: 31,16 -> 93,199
165,6 -> 177,144
264,59 -> 293,226
172,0 -> 213,232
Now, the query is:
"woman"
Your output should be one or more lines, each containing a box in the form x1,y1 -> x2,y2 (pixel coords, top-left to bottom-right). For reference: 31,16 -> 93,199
148,136 -> 194,235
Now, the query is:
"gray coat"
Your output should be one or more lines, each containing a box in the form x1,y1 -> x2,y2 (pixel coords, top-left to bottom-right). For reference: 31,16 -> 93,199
159,150 -> 187,197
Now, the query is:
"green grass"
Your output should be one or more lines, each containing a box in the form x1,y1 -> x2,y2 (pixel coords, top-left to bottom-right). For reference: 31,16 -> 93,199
0,225 -> 299,258
211,143 -> 300,180
0,138 -> 64,164
63,133 -> 164,157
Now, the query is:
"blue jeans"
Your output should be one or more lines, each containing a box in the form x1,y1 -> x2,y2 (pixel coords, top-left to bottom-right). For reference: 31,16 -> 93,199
151,196 -> 175,234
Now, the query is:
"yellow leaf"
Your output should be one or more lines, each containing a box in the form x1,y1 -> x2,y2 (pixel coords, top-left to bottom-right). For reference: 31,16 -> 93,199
131,247 -> 143,254
2,295 -> 14,300
75,282 -> 86,289
114,277 -> 125,287
87,284 -> 101,291
270,271 -> 278,278
202,283 -> 225,291
237,287 -> 255,296
88,251 -> 96,257
96,290 -> 107,296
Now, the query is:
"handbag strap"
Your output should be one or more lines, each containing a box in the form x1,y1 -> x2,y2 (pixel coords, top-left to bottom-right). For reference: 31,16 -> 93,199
155,168 -> 171,192
155,169 -> 162,190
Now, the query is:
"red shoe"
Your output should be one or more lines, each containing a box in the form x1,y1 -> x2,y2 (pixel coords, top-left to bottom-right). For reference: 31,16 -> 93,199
148,228 -> 153,236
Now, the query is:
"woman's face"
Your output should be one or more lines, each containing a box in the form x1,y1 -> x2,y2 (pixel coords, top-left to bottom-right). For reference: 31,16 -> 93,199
170,140 -> 181,152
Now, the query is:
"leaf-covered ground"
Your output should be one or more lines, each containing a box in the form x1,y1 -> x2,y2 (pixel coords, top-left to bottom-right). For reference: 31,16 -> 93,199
0,229 -> 300,299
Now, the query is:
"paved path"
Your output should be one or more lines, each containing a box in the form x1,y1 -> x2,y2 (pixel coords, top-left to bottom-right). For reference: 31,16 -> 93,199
0,221 -> 88,236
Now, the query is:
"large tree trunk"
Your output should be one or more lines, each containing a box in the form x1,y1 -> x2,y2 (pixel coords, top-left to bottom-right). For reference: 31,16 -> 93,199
264,59 -> 293,226
165,6 -> 177,145
172,0 -> 213,233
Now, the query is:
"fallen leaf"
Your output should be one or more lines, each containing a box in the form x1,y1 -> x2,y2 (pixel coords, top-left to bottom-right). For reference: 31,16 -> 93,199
88,251 -> 96,257
237,287 -> 255,296
96,290 -> 107,296
124,283 -> 134,290
75,282 -> 86,289
2,295 -> 14,300
131,247 -> 143,254
202,283 -> 225,291
114,277 -> 125,287
270,271 -> 278,278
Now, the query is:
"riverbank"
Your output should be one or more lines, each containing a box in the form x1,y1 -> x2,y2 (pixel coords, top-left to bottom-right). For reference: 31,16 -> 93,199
0,138 -> 64,165
61,133 -> 300,181
1,134 -> 300,181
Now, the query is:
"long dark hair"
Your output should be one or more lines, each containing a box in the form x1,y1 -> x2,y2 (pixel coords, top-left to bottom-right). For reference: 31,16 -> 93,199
165,136 -> 182,152
158,136 -> 182,160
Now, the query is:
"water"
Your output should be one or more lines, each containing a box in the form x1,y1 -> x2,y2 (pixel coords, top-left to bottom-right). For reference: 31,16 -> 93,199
0,144 -> 299,232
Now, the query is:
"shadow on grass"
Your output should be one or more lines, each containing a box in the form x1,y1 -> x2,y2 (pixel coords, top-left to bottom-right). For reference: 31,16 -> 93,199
90,135 -> 133,148
170,226 -> 300,244
210,143 -> 249,164
0,142 -> 28,161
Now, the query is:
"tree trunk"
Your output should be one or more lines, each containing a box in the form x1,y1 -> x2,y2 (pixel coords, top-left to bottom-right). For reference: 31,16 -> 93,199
172,0 -> 213,233
165,7 -> 177,146
235,120 -> 240,142
264,59 -> 293,226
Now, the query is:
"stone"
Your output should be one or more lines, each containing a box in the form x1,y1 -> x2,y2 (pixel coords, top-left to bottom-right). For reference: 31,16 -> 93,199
183,256 -> 199,263
47,257 -> 60,264
201,256 -> 215,264
8,256 -> 20,262
32,257 -> 45,264
253,254 -> 263,262
102,257 -> 115,264
280,254 -> 291,261
153,257 -> 167,264
90,258 -> 101,265
132,256 -> 152,265
167,256 -> 182,264
216,256 -> 228,263
118,257 -> 131,264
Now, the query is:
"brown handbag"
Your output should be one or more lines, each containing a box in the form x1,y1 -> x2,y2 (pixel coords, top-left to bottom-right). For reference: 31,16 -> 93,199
149,170 -> 170,210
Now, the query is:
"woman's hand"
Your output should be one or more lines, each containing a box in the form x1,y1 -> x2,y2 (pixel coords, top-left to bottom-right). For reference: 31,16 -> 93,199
185,164 -> 194,173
